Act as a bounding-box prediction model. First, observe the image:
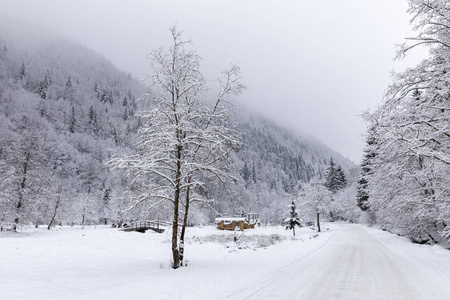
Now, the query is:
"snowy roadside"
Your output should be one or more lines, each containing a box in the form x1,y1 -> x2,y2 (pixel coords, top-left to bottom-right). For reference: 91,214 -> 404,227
3,223 -> 450,300
362,226 -> 450,298
0,224 -> 326,300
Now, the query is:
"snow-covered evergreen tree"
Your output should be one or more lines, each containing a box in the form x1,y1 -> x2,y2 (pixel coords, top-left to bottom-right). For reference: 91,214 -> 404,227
335,165 -> 347,190
356,125 -> 377,212
284,199 -> 302,236
324,157 -> 347,193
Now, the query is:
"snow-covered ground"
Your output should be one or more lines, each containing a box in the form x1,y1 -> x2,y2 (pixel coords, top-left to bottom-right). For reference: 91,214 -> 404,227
1,223 -> 450,300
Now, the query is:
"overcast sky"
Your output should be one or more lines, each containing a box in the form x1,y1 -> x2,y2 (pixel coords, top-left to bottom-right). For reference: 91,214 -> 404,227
2,0 -> 426,163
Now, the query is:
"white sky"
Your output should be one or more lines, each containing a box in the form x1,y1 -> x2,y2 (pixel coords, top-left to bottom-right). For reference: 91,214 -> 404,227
2,0 -> 426,163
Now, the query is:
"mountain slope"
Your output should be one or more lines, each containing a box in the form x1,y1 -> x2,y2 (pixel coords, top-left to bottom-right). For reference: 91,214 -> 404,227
0,19 -> 356,227
0,19 -> 144,226
209,111 -> 356,224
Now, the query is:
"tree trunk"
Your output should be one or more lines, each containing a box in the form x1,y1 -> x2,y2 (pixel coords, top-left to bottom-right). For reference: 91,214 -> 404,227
179,183 -> 191,266
81,192 -> 90,228
171,196 -> 180,269
317,212 -> 321,232
15,152 -> 30,229
293,225 -> 296,236
48,193 -> 61,230
171,144 -> 182,269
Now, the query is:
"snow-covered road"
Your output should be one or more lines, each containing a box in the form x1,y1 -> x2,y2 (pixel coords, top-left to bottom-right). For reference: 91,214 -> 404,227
2,224 -> 450,299
229,224 -> 450,300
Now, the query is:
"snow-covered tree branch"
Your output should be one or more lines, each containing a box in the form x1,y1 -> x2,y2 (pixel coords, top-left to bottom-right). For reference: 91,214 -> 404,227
108,26 -> 246,268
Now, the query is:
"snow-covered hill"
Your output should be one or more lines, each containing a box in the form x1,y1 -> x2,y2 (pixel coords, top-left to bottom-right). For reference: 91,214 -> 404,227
210,112 -> 357,223
0,17 -> 356,228
0,18 -> 144,226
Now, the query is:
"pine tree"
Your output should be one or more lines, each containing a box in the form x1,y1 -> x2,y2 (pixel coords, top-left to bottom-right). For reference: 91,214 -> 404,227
356,126 -> 376,211
241,161 -> 250,182
69,106 -> 76,133
284,199 -> 302,236
111,126 -> 118,145
324,157 -> 338,192
19,61 -> 26,79
64,75 -> 75,100
335,165 -> 347,190
251,162 -> 257,183
37,70 -> 51,99
324,157 -> 346,193
94,81 -> 99,96
122,107 -> 128,121
127,88 -> 133,102
88,105 -> 98,134
19,61 -> 27,86
100,87 -> 113,104
65,75 -> 72,88
99,187 -> 111,224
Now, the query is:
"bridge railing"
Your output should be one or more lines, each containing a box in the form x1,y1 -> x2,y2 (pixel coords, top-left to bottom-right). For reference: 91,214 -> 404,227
122,220 -> 172,231
121,220 -> 185,233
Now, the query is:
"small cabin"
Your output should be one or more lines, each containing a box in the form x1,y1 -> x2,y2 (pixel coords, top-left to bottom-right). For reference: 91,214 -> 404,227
215,212 -> 260,231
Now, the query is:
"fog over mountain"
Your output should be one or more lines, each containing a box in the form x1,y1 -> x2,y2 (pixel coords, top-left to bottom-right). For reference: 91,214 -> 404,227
0,19 -> 357,227
1,0 -> 428,164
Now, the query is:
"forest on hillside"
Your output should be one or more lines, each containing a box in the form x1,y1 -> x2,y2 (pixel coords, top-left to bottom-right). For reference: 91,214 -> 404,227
0,24 -> 144,228
0,21 -> 358,232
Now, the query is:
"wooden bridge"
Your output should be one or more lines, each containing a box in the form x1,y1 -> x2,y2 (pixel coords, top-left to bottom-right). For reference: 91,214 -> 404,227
122,220 -> 171,233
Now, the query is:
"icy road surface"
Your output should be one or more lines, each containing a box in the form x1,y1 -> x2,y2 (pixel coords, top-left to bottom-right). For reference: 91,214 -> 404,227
1,224 -> 450,299
229,224 -> 450,300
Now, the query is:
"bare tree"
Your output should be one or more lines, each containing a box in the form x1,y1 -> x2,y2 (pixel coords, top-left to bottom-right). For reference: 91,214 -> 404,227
108,26 -> 246,268
299,179 -> 332,233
